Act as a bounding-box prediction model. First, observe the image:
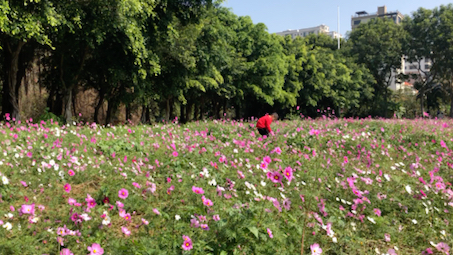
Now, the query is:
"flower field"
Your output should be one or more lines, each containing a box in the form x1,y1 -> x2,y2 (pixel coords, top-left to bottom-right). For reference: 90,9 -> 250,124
0,117 -> 452,255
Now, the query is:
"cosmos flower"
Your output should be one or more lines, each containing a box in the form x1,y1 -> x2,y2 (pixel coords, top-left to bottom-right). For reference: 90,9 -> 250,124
87,243 -> 104,255
182,235 -> 193,251
118,188 -> 129,199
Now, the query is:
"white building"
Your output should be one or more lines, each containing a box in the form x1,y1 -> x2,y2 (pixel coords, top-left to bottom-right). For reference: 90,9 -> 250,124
275,25 -> 343,39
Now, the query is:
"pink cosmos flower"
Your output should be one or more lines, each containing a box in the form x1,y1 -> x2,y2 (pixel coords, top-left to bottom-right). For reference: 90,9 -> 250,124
270,172 -> 283,183
263,156 -> 272,164
116,201 -> 124,208
436,242 -> 450,253
283,167 -> 293,182
118,188 -> 129,199
123,213 -> 131,221
271,147 -> 282,155
201,196 -> 213,207
182,235 -> 193,251
213,215 -> 220,221
121,226 -> 131,236
64,184 -> 71,193
172,151 -> 178,157
310,243 -> 322,255
132,182 -> 141,189
20,204 -> 35,215
384,233 -> 391,242
60,248 -> 73,255
192,186 -> 204,194
267,228 -> 273,238
68,170 -> 75,176
374,208 -> 381,217
87,243 -> 104,255
20,181 -> 27,187
85,194 -> 96,209
141,218 -> 149,225
153,208 -> 160,215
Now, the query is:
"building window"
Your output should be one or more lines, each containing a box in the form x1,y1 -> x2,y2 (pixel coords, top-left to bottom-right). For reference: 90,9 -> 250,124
354,20 -> 361,25
409,64 -> 417,70
425,64 -> 431,70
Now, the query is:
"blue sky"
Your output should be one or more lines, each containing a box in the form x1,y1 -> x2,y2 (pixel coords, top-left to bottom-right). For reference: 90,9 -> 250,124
221,0 -> 451,36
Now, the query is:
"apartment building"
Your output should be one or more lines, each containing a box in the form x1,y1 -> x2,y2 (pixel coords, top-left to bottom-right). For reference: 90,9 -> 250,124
275,25 -> 343,39
351,6 -> 404,30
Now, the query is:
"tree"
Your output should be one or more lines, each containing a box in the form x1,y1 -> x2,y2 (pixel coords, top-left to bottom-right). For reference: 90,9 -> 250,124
349,18 -> 407,117
0,0 -> 64,120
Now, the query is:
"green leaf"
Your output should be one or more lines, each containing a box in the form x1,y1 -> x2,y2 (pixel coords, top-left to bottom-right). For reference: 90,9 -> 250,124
248,226 -> 259,239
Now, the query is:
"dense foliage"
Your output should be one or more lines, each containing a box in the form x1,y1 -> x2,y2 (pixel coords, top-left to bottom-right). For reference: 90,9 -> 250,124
1,1 -> 453,123
0,117 -> 452,254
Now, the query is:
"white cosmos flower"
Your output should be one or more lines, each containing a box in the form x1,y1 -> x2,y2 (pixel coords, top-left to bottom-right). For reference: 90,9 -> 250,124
260,180 -> 266,187
175,215 -> 181,221
2,176 -> 9,185
3,222 -> 12,230
49,159 -> 55,166
208,178 -> 217,186
405,185 -> 412,194
367,217 -> 376,224
411,219 -> 418,224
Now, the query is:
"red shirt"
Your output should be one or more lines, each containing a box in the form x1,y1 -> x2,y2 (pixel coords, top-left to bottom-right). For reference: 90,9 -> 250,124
256,115 -> 273,132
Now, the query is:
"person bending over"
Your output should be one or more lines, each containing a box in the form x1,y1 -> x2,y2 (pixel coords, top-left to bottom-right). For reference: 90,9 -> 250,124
256,113 -> 278,137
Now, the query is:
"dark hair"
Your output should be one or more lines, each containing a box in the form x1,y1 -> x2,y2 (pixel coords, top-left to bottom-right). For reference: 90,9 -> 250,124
271,112 -> 279,119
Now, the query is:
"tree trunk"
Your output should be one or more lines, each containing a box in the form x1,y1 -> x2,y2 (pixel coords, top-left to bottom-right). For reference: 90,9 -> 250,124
186,101 -> 193,122
223,99 -> 227,119
125,104 -> 131,122
64,89 -> 73,123
420,91 -> 425,117
200,96 -> 205,120
165,97 -> 170,122
94,89 -> 105,123
2,40 -> 26,120
450,81 -> 453,118
105,100 -> 117,125
140,105 -> 150,124
235,104 -> 240,120
193,100 -> 199,121
180,102 -> 186,123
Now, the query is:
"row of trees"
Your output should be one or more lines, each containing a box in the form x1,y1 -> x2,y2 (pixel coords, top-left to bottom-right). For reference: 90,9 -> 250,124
1,1 -> 453,123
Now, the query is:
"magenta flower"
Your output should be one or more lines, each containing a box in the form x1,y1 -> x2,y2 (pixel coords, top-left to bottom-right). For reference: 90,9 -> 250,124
60,248 -> 74,255
118,188 -> 129,199
213,215 -> 220,221
85,194 -> 96,209
123,213 -> 131,221
20,181 -> 27,187
20,204 -> 35,215
116,201 -> 124,208
68,198 -> 76,205
121,226 -> 131,236
283,167 -> 293,182
201,196 -> 213,207
200,224 -> 209,230
172,151 -> 178,157
270,172 -> 282,183
374,208 -> 381,217
87,243 -> 104,255
267,228 -> 273,238
68,170 -> 75,176
182,235 -> 193,251
64,183 -> 71,193
310,243 -> 322,255
192,186 -> 204,194
132,182 -> 141,189
436,242 -> 450,253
